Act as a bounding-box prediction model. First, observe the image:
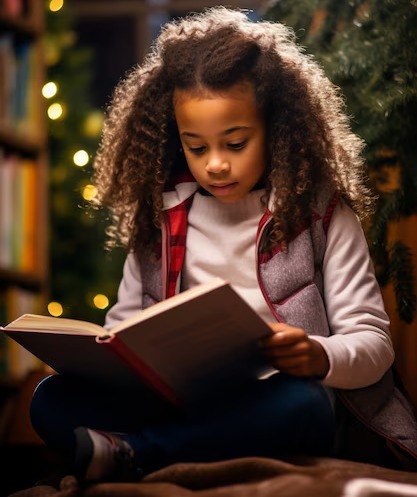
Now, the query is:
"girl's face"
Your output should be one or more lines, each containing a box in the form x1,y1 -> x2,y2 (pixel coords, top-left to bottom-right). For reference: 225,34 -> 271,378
174,83 -> 267,203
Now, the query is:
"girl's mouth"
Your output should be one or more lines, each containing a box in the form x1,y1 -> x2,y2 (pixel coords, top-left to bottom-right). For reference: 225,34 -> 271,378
210,182 -> 238,196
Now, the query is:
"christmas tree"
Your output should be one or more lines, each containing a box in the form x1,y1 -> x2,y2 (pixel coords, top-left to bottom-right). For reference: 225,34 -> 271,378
45,1 -> 124,323
265,0 -> 417,323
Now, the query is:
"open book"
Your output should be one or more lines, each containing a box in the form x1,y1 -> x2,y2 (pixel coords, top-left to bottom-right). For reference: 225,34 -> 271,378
1,278 -> 274,408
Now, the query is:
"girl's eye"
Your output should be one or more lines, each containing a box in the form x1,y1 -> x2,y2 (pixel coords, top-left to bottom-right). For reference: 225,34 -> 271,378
188,146 -> 206,155
228,141 -> 247,151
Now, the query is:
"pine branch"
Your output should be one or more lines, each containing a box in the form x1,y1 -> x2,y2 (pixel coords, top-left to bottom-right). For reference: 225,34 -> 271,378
265,0 -> 417,327
368,190 -> 402,246
389,242 -> 417,323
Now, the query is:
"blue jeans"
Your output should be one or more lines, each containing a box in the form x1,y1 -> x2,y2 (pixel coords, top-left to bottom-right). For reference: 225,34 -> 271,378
30,372 -> 335,473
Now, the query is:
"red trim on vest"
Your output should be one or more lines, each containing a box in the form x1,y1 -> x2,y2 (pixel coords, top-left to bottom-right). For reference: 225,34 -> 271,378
164,167 -> 195,191
165,197 -> 193,298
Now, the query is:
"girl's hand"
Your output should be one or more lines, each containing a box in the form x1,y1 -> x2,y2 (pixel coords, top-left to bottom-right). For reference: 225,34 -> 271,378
258,322 -> 330,378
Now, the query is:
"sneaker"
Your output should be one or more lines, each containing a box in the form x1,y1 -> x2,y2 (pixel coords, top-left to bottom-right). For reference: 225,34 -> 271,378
73,427 -> 143,483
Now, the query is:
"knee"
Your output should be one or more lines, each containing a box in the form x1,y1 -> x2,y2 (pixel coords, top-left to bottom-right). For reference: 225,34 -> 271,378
265,374 -> 335,427
289,377 -> 334,422
31,374 -> 63,411
30,374 -> 67,442
293,377 -> 332,409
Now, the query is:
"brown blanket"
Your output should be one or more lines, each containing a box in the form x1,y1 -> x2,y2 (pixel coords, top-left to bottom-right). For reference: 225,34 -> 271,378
8,456 -> 417,497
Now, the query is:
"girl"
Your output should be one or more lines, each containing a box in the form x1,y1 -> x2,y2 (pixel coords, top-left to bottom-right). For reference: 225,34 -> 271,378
30,6 -> 417,483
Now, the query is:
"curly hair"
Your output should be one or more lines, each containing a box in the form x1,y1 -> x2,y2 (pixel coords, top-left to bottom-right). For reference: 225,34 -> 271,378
91,6 -> 374,254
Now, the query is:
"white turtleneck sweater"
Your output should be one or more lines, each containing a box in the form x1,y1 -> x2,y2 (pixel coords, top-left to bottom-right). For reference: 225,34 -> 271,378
181,190 -> 274,323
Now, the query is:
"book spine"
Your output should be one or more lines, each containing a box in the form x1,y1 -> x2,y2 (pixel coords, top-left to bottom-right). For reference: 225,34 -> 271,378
0,153 -> 16,269
20,157 -> 37,271
4,286 -> 44,379
99,335 -> 182,409
1,0 -> 24,18
0,34 -> 36,137
0,34 -> 14,127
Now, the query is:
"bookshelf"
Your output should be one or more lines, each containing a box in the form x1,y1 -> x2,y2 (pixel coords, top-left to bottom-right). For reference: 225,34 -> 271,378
0,0 -> 48,382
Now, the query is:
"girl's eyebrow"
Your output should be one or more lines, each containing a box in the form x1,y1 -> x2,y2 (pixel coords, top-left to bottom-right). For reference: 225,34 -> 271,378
180,126 -> 252,138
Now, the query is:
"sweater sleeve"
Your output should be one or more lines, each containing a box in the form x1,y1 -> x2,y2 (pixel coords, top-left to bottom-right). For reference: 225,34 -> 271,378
309,201 -> 395,389
104,253 -> 144,330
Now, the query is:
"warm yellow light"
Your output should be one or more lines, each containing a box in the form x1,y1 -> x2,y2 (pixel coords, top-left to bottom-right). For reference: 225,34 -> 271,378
49,0 -> 64,12
42,81 -> 58,98
47,102 -> 63,120
46,44 -> 60,66
84,111 -> 104,137
93,294 -> 109,310
82,184 -> 97,201
48,301 -> 63,317
73,149 -> 89,167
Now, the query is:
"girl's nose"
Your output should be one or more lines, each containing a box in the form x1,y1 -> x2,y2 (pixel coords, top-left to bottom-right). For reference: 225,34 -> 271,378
205,153 -> 230,174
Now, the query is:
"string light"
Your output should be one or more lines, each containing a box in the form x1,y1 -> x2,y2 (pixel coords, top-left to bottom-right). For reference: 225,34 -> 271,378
49,0 -> 64,12
42,81 -> 58,98
84,110 -> 104,137
82,184 -> 97,201
48,301 -> 63,317
73,149 -> 89,167
93,294 -> 109,309
47,102 -> 64,120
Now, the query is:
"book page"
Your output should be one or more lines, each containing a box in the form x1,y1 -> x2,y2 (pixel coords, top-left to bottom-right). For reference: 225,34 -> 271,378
3,313 -> 105,336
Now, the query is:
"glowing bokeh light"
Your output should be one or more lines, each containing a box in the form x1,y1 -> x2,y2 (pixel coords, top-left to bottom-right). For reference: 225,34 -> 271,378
49,0 -> 64,12
48,301 -> 63,317
73,149 -> 89,167
42,81 -> 58,98
82,184 -> 97,201
93,294 -> 109,309
47,102 -> 63,120
84,111 -> 104,137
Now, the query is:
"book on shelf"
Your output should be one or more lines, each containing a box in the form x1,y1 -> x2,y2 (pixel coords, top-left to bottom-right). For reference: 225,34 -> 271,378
0,278 -> 275,408
0,151 -> 15,269
0,0 -> 24,18
0,285 -> 44,378
0,152 -> 38,272
0,33 -> 37,136
0,34 -> 14,127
